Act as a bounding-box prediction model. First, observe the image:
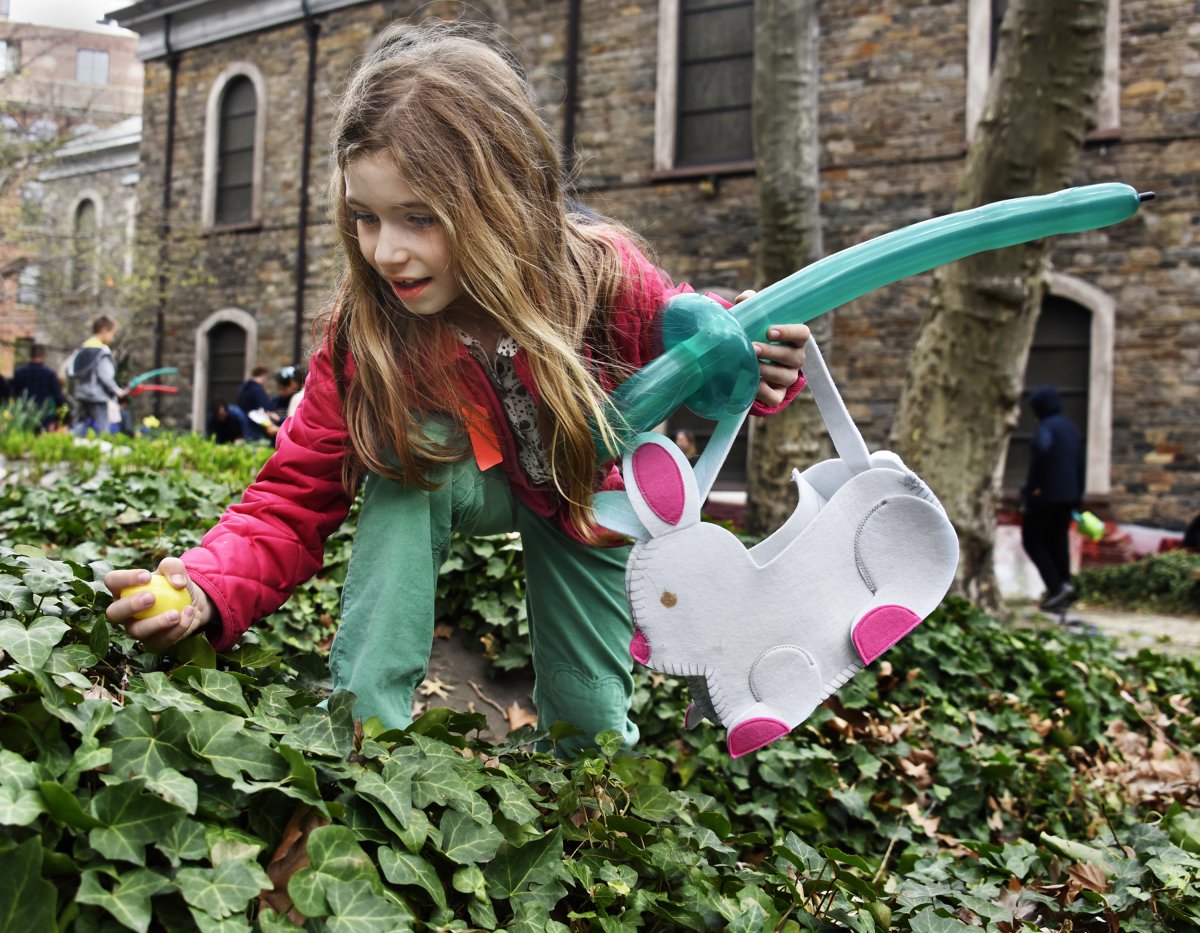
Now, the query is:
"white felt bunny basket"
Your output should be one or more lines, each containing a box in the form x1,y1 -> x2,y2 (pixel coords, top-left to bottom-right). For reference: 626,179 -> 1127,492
594,339 -> 959,758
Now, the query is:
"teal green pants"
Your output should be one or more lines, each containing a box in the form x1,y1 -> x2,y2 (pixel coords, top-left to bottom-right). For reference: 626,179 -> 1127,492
330,451 -> 638,757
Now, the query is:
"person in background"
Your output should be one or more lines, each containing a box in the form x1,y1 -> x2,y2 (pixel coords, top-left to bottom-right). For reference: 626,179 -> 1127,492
1020,385 -> 1085,613
207,402 -> 248,444
673,428 -> 698,462
235,366 -> 279,442
271,366 -> 305,423
11,343 -> 68,431
69,316 -> 125,435
285,366 -> 307,420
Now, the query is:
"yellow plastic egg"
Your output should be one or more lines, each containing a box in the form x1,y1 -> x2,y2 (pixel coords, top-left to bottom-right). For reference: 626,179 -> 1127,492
121,574 -> 193,621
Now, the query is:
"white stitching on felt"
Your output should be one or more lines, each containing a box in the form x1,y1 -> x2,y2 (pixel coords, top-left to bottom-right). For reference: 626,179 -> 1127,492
854,499 -> 889,593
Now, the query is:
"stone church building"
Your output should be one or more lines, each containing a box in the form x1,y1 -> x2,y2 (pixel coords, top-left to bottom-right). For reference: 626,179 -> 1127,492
103,0 -> 1197,530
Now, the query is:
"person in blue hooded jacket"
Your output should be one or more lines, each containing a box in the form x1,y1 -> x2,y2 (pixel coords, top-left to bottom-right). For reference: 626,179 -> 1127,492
1020,385 -> 1085,612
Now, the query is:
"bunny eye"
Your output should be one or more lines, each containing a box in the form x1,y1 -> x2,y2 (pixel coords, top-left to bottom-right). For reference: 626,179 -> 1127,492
660,591 -> 678,608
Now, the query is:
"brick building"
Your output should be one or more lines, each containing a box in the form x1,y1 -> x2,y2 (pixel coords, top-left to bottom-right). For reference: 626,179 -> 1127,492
107,0 -> 1197,529
0,13 -> 142,374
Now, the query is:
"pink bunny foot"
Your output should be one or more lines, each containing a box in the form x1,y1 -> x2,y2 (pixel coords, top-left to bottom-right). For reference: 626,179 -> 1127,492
727,717 -> 790,758
852,605 -> 921,664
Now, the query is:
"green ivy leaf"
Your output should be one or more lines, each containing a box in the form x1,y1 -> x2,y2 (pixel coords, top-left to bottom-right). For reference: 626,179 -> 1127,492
440,808 -> 505,865
282,707 -> 352,758
355,764 -> 415,830
483,827 -> 565,900
20,558 -> 76,595
908,906 -> 975,931
0,616 -> 69,669
0,838 -> 59,932
104,704 -> 193,780
157,817 -> 209,867
178,667 -> 252,715
276,743 -> 324,806
325,878 -> 414,933
289,825 -> 380,918
378,847 -> 450,917
88,780 -> 187,865
134,671 -> 209,712
172,635 -> 218,669
453,864 -> 498,929
629,784 -> 681,823
88,615 -> 110,657
0,573 -> 35,613
76,867 -> 173,933
0,751 -> 46,826
37,779 -> 102,829
142,766 -> 199,814
184,710 -> 288,781
176,859 -> 270,921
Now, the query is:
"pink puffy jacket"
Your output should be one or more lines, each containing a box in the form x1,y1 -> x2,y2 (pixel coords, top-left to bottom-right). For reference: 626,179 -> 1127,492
183,240 -> 801,652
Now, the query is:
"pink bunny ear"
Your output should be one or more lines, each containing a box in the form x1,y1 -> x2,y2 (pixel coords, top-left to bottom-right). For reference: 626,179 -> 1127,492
622,433 -> 701,537
632,442 -> 686,525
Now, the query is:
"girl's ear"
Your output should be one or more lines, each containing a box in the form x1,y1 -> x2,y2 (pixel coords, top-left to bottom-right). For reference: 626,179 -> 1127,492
623,432 -> 701,537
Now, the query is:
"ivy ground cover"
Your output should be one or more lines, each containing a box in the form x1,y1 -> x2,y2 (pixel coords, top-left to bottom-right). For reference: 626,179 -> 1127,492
0,428 -> 1198,931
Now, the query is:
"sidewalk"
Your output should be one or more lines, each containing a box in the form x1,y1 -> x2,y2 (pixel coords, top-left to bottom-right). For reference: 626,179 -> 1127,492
995,523 -> 1200,656
1046,604 -> 1200,655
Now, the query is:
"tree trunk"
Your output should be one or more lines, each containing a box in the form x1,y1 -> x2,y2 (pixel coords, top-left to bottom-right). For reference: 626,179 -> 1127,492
746,0 -> 825,536
889,0 -> 1109,608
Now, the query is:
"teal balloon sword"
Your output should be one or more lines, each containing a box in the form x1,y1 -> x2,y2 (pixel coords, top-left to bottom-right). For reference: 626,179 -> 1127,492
597,183 -> 1151,456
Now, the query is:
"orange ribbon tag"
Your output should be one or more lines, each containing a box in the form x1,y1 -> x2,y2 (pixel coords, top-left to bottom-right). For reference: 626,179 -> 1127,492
461,402 -> 503,471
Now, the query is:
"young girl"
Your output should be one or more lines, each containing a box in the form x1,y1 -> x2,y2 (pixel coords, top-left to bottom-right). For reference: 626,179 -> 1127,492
105,22 -> 808,756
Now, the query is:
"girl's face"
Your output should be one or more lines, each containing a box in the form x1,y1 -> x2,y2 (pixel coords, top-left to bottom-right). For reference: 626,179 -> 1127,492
344,152 -> 467,320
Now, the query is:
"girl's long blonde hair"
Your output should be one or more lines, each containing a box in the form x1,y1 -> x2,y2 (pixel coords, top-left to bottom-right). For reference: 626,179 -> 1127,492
320,20 -> 646,538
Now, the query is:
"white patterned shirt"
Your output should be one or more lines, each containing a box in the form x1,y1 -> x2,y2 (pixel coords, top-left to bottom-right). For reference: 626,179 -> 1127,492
456,329 -> 551,486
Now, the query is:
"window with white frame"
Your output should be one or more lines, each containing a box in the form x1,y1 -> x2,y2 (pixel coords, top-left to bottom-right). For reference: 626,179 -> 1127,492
17,264 -> 40,306
0,39 -> 20,74
215,77 -> 256,225
71,199 -> 97,293
967,0 -> 1120,139
203,65 -> 267,229
76,49 -> 110,85
656,0 -> 755,171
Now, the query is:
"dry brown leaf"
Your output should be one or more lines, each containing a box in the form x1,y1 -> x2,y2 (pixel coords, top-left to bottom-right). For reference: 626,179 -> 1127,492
418,676 -> 453,699
902,801 -> 941,836
259,804 -> 331,924
1066,860 -> 1110,897
506,701 -> 537,732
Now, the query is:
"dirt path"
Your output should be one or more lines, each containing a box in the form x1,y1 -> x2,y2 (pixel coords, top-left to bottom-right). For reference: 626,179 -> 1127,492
417,625 -> 536,744
1014,602 -> 1200,656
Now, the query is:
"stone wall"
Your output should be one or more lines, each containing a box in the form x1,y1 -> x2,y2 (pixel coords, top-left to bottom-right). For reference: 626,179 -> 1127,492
126,0 -> 1199,528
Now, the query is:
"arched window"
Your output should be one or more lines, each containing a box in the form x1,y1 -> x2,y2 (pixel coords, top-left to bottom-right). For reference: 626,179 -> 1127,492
216,77 -> 256,225
71,198 -> 97,292
206,321 -> 248,411
203,65 -> 267,228
192,308 -> 258,432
